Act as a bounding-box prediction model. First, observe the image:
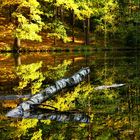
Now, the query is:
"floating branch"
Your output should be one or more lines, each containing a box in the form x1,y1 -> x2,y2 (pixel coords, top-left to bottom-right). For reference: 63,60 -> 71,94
6,67 -> 90,118
0,94 -> 32,100
94,84 -> 125,90
1,84 -> 125,100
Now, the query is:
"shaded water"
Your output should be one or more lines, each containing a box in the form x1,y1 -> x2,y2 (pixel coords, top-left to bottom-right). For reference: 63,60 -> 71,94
0,49 -> 140,139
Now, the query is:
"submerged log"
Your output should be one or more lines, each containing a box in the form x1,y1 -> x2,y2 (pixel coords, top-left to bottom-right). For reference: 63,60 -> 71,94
6,67 -> 90,117
9,108 -> 90,123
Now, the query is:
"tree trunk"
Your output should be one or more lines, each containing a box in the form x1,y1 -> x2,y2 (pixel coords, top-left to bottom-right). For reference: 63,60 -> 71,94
71,10 -> 75,43
13,53 -> 21,66
53,0 -> 57,45
60,6 -> 64,22
9,5 -> 12,22
13,37 -> 20,52
54,36 -> 56,46
84,18 -> 90,45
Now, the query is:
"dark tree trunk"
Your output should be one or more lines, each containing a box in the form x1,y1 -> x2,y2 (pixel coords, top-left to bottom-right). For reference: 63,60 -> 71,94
13,37 -> 20,52
54,36 -> 56,46
53,0 -> 57,45
60,6 -> 64,22
56,7 -> 59,18
84,18 -> 90,45
71,10 -> 75,43
9,5 -> 12,22
13,53 -> 21,66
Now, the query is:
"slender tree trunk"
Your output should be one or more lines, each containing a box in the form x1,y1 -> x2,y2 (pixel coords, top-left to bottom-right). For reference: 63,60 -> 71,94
9,5 -> 12,22
60,6 -> 64,22
13,53 -> 21,66
56,7 -> 59,18
71,10 -> 75,43
104,18 -> 107,48
54,36 -> 56,46
83,20 -> 86,43
13,37 -> 20,52
53,0 -> 57,45
84,18 -> 90,45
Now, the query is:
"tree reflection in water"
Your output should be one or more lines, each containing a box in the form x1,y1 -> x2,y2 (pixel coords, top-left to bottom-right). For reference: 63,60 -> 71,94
0,51 -> 140,140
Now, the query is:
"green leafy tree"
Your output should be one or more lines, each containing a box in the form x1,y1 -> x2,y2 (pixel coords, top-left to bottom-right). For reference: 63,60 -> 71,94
45,59 -> 72,81
116,0 -> 140,45
47,19 -> 69,44
1,0 -> 44,50
94,0 -> 119,45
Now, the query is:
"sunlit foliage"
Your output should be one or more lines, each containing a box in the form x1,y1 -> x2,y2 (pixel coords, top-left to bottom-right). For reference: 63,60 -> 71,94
1,0 -> 140,47
47,20 -> 69,43
0,66 -> 16,82
13,60 -> 71,94
44,83 -> 93,111
1,0 -> 44,42
31,129 -> 42,140
14,61 -> 44,94
0,1 -> 140,138
45,60 -> 72,81
95,0 -> 119,36
1,55 -> 140,139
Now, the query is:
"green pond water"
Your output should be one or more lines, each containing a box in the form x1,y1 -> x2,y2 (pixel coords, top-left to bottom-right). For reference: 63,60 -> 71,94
0,49 -> 140,140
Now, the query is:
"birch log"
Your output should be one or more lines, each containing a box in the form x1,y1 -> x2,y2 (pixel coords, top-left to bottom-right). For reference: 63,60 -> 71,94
6,67 -> 90,117
17,108 -> 90,123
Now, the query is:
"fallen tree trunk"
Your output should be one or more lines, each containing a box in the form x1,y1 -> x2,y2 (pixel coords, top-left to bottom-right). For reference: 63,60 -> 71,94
6,67 -> 90,117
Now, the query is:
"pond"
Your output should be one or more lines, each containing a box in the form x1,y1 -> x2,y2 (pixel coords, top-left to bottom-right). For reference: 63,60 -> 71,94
0,49 -> 140,140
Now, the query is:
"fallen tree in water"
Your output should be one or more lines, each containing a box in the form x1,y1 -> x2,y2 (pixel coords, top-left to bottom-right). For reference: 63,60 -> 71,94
6,67 -> 90,119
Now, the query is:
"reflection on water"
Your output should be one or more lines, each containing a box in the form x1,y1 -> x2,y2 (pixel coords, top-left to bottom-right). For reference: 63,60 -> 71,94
0,50 -> 140,139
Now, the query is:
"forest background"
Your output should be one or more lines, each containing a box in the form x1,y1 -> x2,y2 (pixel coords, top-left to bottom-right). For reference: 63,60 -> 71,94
0,0 -> 140,52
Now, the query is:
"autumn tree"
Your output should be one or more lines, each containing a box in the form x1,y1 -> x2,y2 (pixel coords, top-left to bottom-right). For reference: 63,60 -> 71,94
41,0 -> 69,45
1,0 -> 44,51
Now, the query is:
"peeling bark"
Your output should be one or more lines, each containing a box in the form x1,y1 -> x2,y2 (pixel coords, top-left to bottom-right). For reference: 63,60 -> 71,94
16,108 -> 90,123
6,67 -> 90,118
